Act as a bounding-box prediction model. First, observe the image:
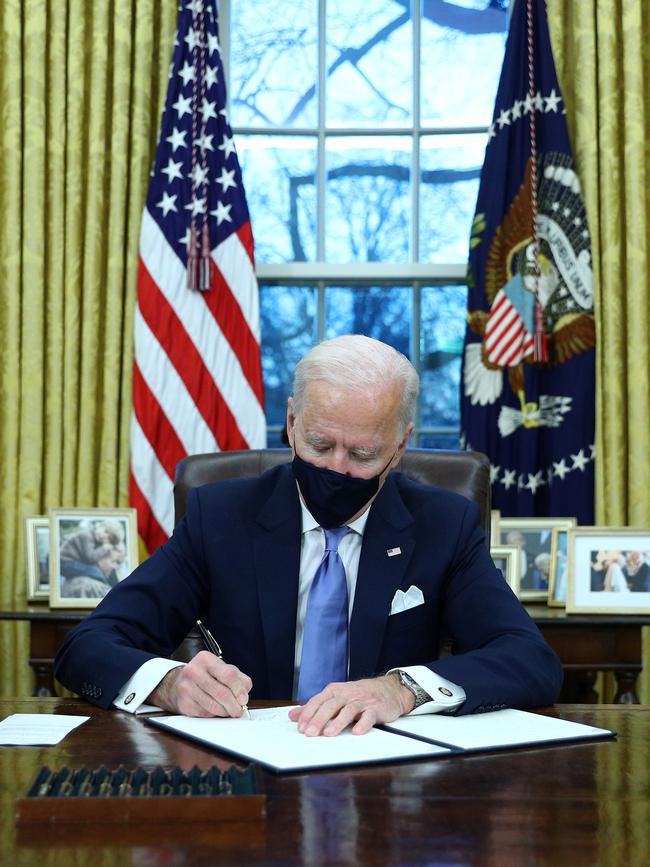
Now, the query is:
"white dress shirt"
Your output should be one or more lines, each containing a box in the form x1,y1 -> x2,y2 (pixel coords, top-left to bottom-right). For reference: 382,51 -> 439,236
114,497 -> 465,716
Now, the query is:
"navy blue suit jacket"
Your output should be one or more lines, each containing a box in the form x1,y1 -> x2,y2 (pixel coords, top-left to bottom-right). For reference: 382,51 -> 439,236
54,465 -> 562,712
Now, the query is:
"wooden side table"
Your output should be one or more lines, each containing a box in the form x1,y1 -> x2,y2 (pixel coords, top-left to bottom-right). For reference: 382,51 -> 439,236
526,604 -> 648,703
1,606 -> 648,702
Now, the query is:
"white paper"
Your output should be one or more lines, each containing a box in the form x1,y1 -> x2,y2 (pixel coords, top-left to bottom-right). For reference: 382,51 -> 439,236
149,706 -> 450,771
383,708 -> 614,750
0,713 -> 90,745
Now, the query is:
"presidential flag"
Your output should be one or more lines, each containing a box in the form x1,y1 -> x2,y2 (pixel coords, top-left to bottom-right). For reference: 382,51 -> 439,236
130,0 -> 265,553
461,0 -> 595,524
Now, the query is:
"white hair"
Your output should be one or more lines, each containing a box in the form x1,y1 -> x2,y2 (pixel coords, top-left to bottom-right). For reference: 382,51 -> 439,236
292,334 -> 419,437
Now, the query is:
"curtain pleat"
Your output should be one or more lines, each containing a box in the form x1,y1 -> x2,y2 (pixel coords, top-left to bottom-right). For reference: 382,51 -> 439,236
0,0 -> 176,696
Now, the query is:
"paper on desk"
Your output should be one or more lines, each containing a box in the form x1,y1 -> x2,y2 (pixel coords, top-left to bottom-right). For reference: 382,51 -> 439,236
382,708 -> 615,750
0,714 -> 89,745
148,706 -> 450,771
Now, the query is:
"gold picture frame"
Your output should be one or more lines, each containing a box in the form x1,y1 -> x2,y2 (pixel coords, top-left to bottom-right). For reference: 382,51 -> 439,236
49,507 -> 139,609
547,527 -> 570,607
25,516 -> 50,601
490,544 -> 520,596
566,527 -> 650,614
497,517 -> 577,602
490,509 -> 501,546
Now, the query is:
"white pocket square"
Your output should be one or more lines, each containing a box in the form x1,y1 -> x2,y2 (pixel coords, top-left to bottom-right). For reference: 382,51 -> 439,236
389,585 -> 425,615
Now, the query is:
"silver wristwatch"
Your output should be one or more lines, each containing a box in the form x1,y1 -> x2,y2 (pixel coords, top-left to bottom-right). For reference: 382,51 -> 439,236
393,669 -> 432,709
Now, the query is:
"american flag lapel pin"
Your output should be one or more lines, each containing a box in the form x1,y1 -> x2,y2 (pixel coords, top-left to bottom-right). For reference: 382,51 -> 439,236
387,547 -> 401,557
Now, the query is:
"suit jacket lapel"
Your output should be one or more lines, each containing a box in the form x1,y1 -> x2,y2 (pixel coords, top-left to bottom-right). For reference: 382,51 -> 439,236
253,466 -> 302,699
349,475 -> 415,680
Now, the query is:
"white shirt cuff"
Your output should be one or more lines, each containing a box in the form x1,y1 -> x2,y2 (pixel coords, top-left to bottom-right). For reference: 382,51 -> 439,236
113,658 -> 185,714
388,665 -> 466,716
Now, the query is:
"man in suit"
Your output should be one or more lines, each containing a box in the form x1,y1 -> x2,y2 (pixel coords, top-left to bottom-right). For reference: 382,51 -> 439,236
55,335 -> 562,736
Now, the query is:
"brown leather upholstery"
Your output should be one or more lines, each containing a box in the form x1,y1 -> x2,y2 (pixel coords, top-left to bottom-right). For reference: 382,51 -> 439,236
173,448 -> 492,537
171,448 -> 491,663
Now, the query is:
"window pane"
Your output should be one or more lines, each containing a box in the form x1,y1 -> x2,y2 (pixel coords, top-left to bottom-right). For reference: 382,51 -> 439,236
324,286 -> 412,358
419,284 -> 466,428
260,284 -> 318,425
266,429 -> 291,449
238,136 -> 317,263
417,433 -> 462,449
420,0 -> 509,127
419,133 -> 484,262
326,0 -> 412,128
230,0 -> 318,127
326,137 -> 411,262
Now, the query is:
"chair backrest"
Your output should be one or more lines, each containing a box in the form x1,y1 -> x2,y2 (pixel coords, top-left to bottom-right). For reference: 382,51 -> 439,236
173,448 -> 492,538
171,448 -> 491,662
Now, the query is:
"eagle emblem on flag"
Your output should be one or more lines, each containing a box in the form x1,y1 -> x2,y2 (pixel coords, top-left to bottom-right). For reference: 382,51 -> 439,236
464,151 -> 595,437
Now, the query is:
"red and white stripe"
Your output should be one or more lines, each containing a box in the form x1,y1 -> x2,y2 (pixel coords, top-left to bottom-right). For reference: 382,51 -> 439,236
130,208 -> 266,553
484,289 -> 534,367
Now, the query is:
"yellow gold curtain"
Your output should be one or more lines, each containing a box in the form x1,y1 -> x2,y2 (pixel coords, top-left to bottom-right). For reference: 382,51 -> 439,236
547,0 -> 650,702
0,0 -> 177,695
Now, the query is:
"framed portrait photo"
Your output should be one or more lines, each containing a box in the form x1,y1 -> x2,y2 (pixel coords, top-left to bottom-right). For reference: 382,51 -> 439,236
49,508 -> 139,609
548,528 -> 570,607
25,516 -> 50,601
566,528 -> 650,614
498,517 -> 577,602
490,544 -> 520,596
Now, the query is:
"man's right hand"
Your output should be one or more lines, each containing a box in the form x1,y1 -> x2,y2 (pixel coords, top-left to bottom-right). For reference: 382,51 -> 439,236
147,651 -> 252,718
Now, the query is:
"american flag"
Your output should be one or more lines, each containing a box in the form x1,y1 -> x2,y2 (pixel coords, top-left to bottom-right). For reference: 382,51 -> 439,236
130,0 -> 265,553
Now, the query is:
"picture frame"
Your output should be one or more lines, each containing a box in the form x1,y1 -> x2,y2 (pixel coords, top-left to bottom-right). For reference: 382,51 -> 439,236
547,528 -> 570,607
490,544 -> 520,596
497,517 -> 577,602
49,508 -> 139,609
490,509 -> 501,546
25,516 -> 50,601
566,528 -> 650,614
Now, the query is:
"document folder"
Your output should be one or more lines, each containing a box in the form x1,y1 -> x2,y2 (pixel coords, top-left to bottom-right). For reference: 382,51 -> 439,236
146,706 -> 615,774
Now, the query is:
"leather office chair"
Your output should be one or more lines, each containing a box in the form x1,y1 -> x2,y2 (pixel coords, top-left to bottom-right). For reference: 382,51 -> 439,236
171,448 -> 491,662
173,448 -> 491,536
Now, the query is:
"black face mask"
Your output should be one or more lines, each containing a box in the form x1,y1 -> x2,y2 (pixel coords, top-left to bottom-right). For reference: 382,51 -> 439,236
292,450 -> 395,529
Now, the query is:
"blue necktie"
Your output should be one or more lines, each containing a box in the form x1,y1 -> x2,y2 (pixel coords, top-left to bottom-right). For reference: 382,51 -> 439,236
297,526 -> 350,702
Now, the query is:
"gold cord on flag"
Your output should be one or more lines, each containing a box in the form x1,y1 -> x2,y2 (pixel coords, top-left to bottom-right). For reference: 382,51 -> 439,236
188,3 -> 211,292
527,0 -> 547,362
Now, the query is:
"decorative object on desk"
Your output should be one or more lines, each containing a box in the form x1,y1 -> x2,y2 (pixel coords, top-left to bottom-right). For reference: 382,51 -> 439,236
25,516 -> 50,601
567,528 -> 650,614
16,764 -> 265,824
498,517 -> 577,602
490,509 -> 501,546
548,528 -> 570,607
48,508 -> 139,609
490,545 -> 520,595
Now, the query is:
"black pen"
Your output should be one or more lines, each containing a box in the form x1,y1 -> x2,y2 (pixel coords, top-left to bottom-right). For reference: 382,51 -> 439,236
196,619 -> 251,720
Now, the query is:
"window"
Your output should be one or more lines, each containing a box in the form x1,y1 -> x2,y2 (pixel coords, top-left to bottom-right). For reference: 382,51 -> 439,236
223,0 -> 509,445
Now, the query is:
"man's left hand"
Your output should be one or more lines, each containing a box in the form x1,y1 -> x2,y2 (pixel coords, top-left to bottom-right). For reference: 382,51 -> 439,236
288,674 -> 415,736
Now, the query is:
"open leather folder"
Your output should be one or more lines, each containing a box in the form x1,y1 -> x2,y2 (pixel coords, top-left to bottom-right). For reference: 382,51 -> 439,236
146,706 -> 615,773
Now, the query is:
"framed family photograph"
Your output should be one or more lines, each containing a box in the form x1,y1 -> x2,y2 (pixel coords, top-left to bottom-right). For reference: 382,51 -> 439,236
566,528 -> 650,614
490,544 -> 520,596
498,517 -> 577,602
49,508 -> 139,609
25,516 -> 50,601
548,528 -> 570,607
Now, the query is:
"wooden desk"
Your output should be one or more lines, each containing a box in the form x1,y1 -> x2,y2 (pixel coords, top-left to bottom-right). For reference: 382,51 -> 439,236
1,606 -> 648,703
0,698 -> 648,866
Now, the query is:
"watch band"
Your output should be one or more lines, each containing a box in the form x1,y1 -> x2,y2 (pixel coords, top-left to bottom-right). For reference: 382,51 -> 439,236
393,669 -> 432,709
